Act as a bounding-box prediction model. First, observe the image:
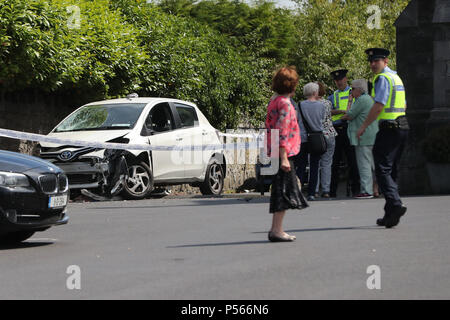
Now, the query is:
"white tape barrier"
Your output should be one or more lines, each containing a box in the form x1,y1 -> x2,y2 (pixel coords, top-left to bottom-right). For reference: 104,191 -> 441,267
218,132 -> 263,139
0,128 -> 265,152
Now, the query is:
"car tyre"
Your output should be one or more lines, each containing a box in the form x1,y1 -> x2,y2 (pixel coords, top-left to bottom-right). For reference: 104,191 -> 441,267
0,231 -> 35,244
200,159 -> 224,195
122,161 -> 154,200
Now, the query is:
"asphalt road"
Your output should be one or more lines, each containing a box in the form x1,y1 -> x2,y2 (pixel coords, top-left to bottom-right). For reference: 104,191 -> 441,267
1,194 -> 449,300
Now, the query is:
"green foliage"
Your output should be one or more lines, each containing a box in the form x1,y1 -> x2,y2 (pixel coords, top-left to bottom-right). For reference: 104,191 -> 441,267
0,0 -> 410,130
291,0 -> 410,98
0,0 -> 145,98
157,0 -> 298,63
0,0 -> 270,129
111,0 -> 271,129
0,0 -> 68,90
423,126 -> 450,164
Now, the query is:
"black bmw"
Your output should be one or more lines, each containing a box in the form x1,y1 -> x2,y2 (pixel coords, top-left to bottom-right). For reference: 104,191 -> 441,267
0,150 -> 69,244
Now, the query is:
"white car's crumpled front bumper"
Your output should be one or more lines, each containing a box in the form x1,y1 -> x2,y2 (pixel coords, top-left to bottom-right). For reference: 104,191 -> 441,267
56,161 -> 109,189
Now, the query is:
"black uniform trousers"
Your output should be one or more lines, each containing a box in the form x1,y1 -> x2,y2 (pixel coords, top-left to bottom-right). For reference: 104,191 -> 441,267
330,125 -> 360,197
372,126 -> 408,212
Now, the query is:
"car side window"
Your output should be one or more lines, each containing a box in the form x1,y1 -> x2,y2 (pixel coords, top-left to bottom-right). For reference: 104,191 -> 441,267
145,103 -> 174,133
175,104 -> 198,128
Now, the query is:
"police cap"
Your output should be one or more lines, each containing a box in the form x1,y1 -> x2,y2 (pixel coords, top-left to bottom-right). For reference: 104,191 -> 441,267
330,69 -> 348,80
365,48 -> 390,61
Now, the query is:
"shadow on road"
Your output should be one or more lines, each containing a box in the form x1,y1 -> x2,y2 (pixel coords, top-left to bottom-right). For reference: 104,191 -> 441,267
89,197 -> 269,210
167,240 -> 269,248
252,226 -> 380,234
0,241 -> 54,251
167,225 -> 381,248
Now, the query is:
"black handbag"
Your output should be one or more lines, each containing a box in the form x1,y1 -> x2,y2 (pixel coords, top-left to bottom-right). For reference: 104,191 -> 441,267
298,103 -> 327,155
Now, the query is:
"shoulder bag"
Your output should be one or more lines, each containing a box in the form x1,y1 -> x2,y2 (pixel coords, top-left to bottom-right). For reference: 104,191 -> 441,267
298,103 -> 327,155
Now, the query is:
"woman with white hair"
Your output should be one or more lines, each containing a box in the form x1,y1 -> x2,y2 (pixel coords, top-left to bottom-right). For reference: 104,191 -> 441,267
293,82 -> 325,201
316,81 -> 337,199
342,79 -> 379,199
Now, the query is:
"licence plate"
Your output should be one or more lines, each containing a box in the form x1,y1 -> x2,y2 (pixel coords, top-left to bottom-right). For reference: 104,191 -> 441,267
48,195 -> 68,208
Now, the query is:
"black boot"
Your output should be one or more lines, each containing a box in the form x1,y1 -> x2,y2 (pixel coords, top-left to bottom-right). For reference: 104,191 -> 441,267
384,205 -> 407,228
376,212 -> 390,226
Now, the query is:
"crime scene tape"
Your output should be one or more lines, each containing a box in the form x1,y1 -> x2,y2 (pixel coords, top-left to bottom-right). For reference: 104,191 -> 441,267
0,128 -> 265,152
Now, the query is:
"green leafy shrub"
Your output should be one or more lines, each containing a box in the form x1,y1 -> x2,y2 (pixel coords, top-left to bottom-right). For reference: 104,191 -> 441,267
157,0 -> 297,63
110,0 -> 271,129
423,126 -> 450,164
290,0 -> 409,97
0,0 -> 146,98
0,0 -> 410,131
0,0 -> 270,129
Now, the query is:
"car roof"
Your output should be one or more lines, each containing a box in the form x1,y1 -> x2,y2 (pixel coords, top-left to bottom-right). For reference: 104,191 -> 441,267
84,97 -> 197,108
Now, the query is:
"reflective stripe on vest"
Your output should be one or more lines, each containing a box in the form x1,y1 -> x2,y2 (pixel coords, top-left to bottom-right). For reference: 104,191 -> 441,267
371,72 -> 406,120
331,88 -> 351,122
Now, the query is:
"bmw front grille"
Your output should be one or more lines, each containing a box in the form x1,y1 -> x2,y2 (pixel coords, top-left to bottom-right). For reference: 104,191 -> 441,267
38,173 -> 69,194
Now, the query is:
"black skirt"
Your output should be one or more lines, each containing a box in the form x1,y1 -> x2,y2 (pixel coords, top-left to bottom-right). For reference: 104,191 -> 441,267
269,158 -> 309,213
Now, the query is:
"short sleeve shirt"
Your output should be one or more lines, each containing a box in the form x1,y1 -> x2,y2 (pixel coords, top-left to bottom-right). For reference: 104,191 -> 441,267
373,66 -> 396,106
265,95 -> 301,158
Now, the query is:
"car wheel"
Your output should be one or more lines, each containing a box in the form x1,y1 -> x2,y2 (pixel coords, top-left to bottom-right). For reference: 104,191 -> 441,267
200,159 -> 224,195
0,231 -> 35,244
122,161 -> 154,200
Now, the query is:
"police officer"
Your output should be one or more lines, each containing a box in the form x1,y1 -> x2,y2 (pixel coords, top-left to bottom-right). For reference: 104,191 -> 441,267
357,48 -> 409,228
328,69 -> 360,198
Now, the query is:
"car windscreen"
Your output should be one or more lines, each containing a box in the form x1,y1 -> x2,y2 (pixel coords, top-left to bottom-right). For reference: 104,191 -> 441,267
54,103 -> 147,132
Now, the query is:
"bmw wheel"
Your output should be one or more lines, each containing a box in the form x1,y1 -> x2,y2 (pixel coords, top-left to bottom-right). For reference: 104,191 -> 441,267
199,159 -> 224,195
122,161 -> 154,200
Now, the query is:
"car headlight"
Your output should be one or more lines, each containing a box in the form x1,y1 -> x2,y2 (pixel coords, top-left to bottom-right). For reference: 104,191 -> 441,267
0,172 -> 31,187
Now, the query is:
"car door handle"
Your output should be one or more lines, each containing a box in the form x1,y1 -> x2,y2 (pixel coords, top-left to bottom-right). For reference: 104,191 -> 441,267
202,131 -> 208,136
176,137 -> 183,141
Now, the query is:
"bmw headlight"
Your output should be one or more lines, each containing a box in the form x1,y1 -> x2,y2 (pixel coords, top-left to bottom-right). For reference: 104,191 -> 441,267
0,172 -> 31,187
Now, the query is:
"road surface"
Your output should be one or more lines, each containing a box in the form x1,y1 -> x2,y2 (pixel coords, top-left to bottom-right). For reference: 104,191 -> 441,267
1,195 -> 449,299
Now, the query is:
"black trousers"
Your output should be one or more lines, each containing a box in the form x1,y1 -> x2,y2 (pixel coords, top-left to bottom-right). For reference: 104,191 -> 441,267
372,127 -> 408,212
330,126 -> 360,196
293,143 -> 321,197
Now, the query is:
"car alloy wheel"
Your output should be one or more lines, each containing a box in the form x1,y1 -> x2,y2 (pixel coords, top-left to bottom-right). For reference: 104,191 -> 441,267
122,161 -> 154,200
200,160 -> 224,195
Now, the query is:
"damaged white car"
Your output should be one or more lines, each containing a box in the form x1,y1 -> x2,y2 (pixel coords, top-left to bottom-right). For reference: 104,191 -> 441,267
38,96 -> 226,199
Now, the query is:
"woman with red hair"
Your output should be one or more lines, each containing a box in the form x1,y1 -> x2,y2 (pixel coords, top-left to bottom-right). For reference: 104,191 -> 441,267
266,66 -> 309,242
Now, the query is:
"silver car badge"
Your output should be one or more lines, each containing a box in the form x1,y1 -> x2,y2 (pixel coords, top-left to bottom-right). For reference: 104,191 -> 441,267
59,151 -> 73,161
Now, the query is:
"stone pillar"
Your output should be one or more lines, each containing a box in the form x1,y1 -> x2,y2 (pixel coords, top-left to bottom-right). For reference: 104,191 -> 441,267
430,0 -> 450,126
395,0 -> 450,195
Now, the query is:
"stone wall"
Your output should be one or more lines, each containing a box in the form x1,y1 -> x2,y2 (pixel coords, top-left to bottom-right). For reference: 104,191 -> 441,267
170,164 -> 258,195
171,143 -> 260,195
0,89 -> 81,152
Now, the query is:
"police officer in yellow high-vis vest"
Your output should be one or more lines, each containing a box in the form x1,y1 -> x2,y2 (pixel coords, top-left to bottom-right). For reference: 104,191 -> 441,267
357,48 -> 409,229
328,69 -> 360,198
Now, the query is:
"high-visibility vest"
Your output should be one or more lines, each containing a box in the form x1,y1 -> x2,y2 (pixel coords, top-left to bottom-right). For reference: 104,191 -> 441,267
331,88 -> 351,122
371,72 -> 406,120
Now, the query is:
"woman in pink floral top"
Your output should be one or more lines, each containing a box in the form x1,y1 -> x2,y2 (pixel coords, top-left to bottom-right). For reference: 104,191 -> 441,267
265,95 -> 301,158
265,66 -> 308,243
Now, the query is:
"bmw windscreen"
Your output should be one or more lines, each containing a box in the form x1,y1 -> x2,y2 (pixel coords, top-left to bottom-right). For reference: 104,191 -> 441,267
53,103 -> 147,132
